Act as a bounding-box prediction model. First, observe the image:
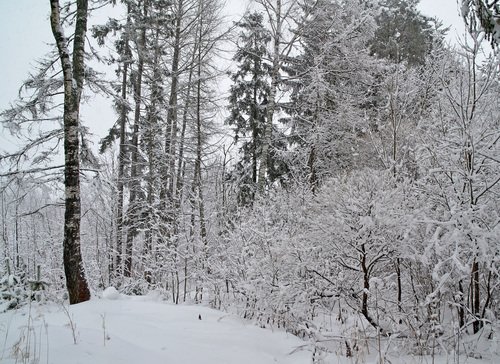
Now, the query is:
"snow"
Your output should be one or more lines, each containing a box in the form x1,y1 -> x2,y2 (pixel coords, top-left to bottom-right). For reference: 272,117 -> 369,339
1,292 -> 497,363
0,293 -> 311,364
102,286 -> 120,300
